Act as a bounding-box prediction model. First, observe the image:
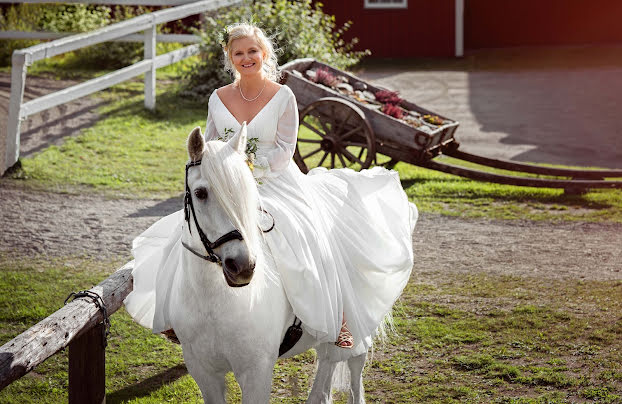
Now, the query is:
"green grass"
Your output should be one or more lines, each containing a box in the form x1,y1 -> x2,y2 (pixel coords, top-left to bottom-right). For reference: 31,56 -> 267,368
1,254 -> 620,403
8,78 -> 203,199
6,89 -> 622,221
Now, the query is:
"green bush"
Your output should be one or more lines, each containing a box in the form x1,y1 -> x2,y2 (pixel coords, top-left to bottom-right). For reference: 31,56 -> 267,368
41,5 -> 147,69
181,0 -> 369,101
0,4 -> 49,66
0,4 -> 147,69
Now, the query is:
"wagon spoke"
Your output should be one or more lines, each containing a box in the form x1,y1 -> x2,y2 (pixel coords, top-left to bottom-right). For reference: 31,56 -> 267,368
330,152 -> 335,168
318,151 -> 329,166
358,147 -> 365,160
313,110 -> 334,135
301,120 -> 327,138
297,138 -> 323,144
335,110 -> 353,136
342,141 -> 368,148
318,117 -> 332,137
339,124 -> 365,141
341,148 -> 364,165
337,152 -> 348,168
302,147 -> 323,160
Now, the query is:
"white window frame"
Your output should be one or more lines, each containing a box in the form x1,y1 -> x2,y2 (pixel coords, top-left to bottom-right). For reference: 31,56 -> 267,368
364,0 -> 408,10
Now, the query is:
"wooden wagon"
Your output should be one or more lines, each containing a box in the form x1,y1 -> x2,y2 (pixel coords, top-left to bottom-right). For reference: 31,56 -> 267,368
280,59 -> 622,192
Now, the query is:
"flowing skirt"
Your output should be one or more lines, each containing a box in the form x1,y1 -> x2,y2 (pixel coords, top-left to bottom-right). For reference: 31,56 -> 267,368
124,162 -> 417,348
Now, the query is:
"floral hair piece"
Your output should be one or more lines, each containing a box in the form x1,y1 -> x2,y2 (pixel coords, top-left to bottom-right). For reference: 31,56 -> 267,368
220,28 -> 230,48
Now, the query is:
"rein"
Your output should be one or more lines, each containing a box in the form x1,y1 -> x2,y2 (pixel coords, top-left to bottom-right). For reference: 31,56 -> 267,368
183,159 -> 274,265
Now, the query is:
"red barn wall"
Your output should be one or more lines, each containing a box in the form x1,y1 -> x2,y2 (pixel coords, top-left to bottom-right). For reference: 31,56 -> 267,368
465,0 -> 622,49
318,0 -> 456,58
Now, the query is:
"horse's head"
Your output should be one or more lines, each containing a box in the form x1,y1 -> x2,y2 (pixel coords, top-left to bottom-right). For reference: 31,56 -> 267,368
183,124 -> 259,287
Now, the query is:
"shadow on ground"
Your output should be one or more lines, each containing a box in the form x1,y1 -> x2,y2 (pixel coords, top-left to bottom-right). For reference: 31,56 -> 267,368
106,364 -> 188,403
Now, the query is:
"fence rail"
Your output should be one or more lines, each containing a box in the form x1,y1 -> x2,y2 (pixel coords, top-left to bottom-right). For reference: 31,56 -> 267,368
0,31 -> 199,43
2,0 -> 240,175
0,261 -> 134,402
0,0 -> 197,5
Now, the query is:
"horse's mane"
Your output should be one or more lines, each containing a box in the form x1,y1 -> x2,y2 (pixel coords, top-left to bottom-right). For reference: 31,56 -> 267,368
200,141 -> 261,256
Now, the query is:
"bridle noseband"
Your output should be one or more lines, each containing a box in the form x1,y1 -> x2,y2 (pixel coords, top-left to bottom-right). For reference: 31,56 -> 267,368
182,159 -> 274,265
183,159 -> 243,265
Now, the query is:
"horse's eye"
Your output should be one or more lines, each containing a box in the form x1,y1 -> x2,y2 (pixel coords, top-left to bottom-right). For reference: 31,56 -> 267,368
194,188 -> 208,200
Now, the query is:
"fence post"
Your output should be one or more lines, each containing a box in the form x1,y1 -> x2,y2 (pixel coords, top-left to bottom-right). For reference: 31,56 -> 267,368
144,23 -> 156,110
455,0 -> 464,57
68,322 -> 106,404
4,51 -> 28,174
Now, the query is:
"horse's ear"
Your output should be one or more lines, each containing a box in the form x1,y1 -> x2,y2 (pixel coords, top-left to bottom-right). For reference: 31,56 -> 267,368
187,126 -> 204,162
227,122 -> 248,155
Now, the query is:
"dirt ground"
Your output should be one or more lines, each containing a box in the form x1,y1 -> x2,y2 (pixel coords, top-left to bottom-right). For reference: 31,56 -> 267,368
1,183 -> 620,282
0,73 -> 103,159
1,49 -> 621,282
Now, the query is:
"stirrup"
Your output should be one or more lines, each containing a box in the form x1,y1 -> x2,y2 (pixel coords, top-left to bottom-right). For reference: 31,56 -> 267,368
162,329 -> 180,344
335,321 -> 354,349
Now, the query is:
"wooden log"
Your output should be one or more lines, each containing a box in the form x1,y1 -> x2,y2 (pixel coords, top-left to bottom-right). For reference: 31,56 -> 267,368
443,148 -> 622,179
0,261 -> 134,391
69,323 -> 106,404
421,159 -> 622,189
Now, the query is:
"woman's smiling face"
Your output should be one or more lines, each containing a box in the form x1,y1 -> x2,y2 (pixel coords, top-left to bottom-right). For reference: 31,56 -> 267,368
230,36 -> 265,78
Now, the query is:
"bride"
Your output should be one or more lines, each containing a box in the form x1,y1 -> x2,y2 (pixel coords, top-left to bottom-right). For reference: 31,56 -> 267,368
124,22 -> 417,352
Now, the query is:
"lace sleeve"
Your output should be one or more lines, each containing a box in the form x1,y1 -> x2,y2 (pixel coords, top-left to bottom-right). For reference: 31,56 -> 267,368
254,88 -> 298,178
205,92 -> 219,141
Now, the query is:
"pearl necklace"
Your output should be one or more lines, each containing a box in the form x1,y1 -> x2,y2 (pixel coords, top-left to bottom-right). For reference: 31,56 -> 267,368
239,79 -> 266,102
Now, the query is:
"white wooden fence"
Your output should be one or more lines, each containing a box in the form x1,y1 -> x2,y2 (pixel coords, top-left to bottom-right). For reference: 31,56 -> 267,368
1,0 -> 241,175
0,0 -> 198,6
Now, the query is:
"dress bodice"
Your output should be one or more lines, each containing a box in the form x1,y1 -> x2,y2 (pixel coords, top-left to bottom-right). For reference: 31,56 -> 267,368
205,85 -> 299,179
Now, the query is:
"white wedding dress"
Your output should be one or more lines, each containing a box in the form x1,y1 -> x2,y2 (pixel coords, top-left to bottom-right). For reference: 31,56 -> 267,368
124,85 -> 417,348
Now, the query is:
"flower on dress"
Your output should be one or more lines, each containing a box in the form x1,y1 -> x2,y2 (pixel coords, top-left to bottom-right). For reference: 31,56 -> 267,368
217,128 -> 259,172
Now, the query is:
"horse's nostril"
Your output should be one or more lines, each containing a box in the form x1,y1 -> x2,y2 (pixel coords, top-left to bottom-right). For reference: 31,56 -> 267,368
224,258 -> 239,274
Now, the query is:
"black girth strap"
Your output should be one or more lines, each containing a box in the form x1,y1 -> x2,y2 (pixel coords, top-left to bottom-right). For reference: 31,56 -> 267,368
279,317 -> 303,357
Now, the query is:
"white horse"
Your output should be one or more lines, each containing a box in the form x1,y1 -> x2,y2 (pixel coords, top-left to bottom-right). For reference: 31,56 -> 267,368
166,124 -> 373,403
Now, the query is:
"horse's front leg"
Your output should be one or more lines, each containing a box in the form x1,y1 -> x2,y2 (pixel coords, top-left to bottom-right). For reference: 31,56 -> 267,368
183,347 -> 227,404
235,356 -> 276,404
347,352 -> 367,404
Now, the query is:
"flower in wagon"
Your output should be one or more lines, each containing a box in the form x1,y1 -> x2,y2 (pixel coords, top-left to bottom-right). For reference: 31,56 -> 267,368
381,103 -> 405,120
422,114 -> 444,125
374,90 -> 403,105
311,67 -> 338,88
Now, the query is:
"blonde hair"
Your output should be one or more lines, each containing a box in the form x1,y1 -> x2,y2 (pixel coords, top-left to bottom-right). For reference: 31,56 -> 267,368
222,22 -> 280,82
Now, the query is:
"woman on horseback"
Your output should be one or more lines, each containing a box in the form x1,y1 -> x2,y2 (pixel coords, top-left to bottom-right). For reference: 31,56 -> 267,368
125,22 -> 417,355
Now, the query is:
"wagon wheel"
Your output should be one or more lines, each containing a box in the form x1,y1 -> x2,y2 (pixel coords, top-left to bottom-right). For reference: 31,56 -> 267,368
294,97 -> 376,174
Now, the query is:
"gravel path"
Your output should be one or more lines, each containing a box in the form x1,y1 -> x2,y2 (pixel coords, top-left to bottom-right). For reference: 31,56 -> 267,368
1,63 -> 620,282
1,184 -> 620,281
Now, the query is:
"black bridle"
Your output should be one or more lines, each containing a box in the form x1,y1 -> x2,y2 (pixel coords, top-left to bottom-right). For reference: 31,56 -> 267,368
183,159 -> 243,265
182,159 -> 275,265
